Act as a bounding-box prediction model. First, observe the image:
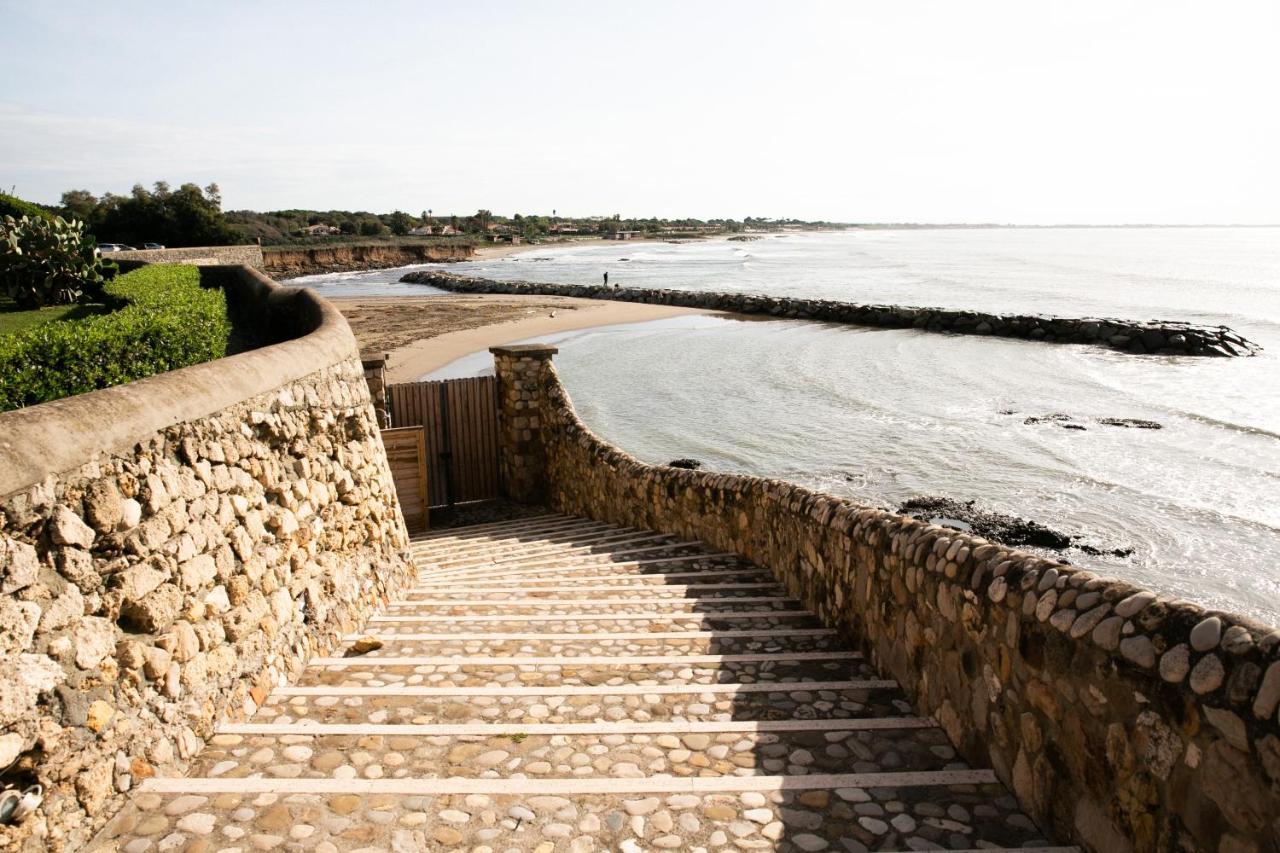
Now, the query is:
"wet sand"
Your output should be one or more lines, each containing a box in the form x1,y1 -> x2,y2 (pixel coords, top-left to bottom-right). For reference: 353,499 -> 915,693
332,294 -> 709,382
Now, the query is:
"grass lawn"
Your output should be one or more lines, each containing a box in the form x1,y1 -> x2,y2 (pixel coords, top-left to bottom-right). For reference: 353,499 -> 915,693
0,302 -> 110,337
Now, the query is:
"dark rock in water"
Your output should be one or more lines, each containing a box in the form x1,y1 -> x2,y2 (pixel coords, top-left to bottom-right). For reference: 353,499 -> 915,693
1023,413 -> 1074,425
1020,412 -> 1161,431
667,458 -> 702,470
897,496 -> 1132,557
1098,417 -> 1163,429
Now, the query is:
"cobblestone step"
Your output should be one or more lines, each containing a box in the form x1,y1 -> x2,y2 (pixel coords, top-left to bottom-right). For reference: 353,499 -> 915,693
411,518 -> 624,553
371,612 -> 818,630
414,566 -> 775,587
289,657 -> 884,689
170,726 -> 962,782
419,550 -> 741,581
334,635 -> 846,658
95,788 -> 1069,853
258,681 -> 909,725
420,531 -> 680,567
411,581 -> 783,595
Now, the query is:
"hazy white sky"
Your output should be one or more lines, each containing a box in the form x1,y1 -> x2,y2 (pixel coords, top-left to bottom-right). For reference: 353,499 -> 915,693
2,0 -> 1277,223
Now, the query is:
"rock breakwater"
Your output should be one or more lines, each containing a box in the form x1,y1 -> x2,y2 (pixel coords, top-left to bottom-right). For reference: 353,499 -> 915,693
403,271 -> 1262,356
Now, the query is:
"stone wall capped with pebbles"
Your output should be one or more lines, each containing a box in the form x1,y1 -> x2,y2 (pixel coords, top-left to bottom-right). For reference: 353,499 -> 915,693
0,268 -> 413,851
493,344 -> 1280,853
411,271 -> 1263,356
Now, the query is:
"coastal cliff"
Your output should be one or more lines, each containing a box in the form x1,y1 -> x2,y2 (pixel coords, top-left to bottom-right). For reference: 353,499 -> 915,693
263,242 -> 474,278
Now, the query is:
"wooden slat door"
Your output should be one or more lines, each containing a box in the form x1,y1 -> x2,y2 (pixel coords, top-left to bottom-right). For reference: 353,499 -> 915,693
388,377 -> 501,507
380,426 -> 429,531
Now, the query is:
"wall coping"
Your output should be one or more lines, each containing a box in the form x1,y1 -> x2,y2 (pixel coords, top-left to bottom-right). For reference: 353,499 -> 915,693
490,344 -> 559,357
0,265 -> 360,498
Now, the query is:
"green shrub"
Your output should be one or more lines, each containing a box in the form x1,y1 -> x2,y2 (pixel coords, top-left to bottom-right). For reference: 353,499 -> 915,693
0,193 -> 56,222
1,214 -> 106,307
0,265 -> 229,411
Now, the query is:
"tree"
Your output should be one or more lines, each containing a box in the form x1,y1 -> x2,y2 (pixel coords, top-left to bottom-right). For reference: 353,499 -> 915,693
60,190 -> 98,222
76,181 -> 241,247
358,218 -> 384,237
388,210 -> 412,236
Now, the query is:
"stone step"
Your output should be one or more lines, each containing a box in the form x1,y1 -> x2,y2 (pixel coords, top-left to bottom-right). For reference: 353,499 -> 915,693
356,627 -> 833,641
333,634 -> 846,658
418,529 -> 672,565
412,518 -> 623,554
96,787 -> 1067,853
289,656 -> 881,690
258,681 -> 909,726
421,554 -> 728,585
410,513 -> 568,540
404,582 -> 785,597
423,531 -> 684,569
396,591 -> 797,605
414,567 -> 774,588
371,612 -> 818,630
173,726 -> 962,783
383,599 -> 805,617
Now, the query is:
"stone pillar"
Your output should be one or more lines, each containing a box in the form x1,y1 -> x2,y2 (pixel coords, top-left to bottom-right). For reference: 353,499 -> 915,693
490,344 -> 558,505
361,352 -> 390,428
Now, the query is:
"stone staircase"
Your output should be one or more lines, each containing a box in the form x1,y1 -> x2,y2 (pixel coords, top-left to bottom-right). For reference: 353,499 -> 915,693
92,513 -> 1077,852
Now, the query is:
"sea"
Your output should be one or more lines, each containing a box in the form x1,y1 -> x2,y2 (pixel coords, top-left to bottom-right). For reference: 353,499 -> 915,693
293,228 -> 1280,626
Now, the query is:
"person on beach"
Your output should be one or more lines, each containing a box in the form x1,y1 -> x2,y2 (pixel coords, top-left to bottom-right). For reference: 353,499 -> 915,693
603,271 -> 609,287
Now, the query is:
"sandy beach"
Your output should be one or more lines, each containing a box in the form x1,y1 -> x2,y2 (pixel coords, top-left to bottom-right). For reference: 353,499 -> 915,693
333,294 -> 709,382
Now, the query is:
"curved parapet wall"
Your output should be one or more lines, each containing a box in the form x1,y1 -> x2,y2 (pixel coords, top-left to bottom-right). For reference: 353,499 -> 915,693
491,344 -> 1280,853
0,267 -> 413,851
410,271 -> 1262,356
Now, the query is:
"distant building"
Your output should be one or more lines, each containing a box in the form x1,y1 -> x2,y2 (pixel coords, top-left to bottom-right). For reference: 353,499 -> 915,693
603,230 -> 642,240
301,223 -> 340,236
408,224 -> 457,236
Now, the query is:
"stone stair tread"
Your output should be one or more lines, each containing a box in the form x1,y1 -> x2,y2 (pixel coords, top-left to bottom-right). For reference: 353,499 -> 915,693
93,786 -> 1062,852
257,683 -> 911,725
289,658 -> 884,689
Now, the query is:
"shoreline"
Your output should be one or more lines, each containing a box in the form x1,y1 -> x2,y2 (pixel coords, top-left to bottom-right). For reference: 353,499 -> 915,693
331,294 -> 712,382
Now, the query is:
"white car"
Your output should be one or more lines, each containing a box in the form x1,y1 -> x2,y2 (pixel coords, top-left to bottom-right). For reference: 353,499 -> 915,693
96,243 -> 136,253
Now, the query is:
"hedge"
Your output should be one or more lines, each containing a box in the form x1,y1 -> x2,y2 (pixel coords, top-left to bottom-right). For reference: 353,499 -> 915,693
0,193 -> 56,222
0,265 -> 230,411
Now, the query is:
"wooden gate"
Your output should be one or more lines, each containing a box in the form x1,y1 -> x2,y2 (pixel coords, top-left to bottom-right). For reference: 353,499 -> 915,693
380,426 -> 429,531
388,376 -> 501,507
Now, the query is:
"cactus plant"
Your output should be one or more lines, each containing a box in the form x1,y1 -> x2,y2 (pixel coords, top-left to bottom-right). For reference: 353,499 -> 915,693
0,214 -> 105,308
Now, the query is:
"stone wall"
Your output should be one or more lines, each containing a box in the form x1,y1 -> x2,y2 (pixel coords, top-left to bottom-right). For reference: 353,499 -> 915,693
263,242 -> 474,279
493,345 -> 1280,853
0,267 -> 413,851
111,245 -> 265,268
410,271 -> 1263,357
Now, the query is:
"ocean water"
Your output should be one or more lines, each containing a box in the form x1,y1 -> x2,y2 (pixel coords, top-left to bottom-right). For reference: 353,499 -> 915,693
302,229 -> 1280,625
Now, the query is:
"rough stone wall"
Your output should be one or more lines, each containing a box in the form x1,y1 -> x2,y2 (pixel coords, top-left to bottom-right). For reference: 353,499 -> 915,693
361,353 -> 390,429
408,270 -> 1263,357
0,273 -> 412,851
494,347 -> 1280,853
111,245 -> 265,268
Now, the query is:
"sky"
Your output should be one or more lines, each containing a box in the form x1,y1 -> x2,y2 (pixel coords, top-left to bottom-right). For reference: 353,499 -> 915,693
1,0 -> 1277,224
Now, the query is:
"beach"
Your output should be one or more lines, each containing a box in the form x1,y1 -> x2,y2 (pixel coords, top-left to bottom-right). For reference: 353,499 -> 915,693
332,293 -> 709,382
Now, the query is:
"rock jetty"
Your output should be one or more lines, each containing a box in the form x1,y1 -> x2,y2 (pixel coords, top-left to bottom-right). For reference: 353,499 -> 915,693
401,271 -> 1263,357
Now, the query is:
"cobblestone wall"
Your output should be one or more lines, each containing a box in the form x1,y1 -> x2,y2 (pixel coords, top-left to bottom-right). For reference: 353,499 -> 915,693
495,345 -> 1280,853
0,270 -> 412,851
408,270 -> 1263,357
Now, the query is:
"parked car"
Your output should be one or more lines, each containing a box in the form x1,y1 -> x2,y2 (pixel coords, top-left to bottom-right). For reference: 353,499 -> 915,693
143,242 -> 165,250
96,243 -> 137,253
